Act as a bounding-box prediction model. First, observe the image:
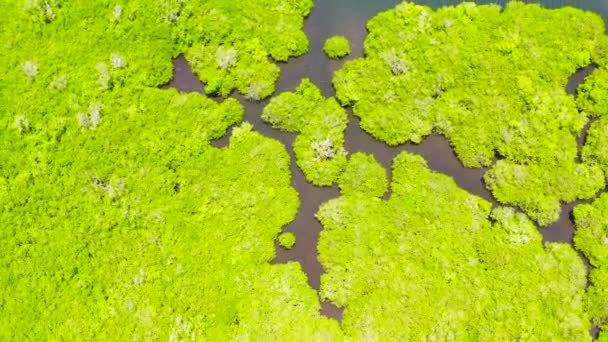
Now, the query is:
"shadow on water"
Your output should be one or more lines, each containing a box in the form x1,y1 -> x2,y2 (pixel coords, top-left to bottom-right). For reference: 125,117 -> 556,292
163,0 -> 608,334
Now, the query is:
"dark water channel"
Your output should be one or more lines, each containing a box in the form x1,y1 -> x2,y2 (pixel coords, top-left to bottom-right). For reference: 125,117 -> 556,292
164,0 -> 608,334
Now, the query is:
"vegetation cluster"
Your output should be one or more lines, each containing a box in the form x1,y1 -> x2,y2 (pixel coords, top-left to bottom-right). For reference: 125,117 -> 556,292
332,1 -> 608,225
1,0 -> 312,109
0,86 -> 343,339
574,194 -> 608,338
323,36 -> 351,59
0,0 -> 343,339
262,79 -> 348,186
318,152 -> 591,339
183,0 -> 313,99
582,115 -> 608,183
2,0 -> 608,339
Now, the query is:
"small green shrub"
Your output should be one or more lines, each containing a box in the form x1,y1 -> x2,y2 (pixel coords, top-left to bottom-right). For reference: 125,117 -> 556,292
324,36 -> 351,59
279,232 -> 297,249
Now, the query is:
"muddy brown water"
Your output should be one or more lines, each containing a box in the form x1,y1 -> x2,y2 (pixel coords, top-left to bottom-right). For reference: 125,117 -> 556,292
163,0 -> 608,334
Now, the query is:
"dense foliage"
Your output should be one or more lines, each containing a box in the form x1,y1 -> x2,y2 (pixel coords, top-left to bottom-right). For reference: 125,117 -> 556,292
1,6 -> 325,337
332,1 -> 607,225
323,36 -> 351,59
279,232 -> 297,249
582,117 -> 608,182
574,194 -> 608,336
337,152 -> 387,198
3,0 -> 608,339
0,2 -> 325,335
578,67 -> 608,118
0,0 -> 312,105
0,86 -> 345,339
318,151 -> 590,340
484,160 -> 604,225
262,79 -> 348,186
183,0 -> 313,99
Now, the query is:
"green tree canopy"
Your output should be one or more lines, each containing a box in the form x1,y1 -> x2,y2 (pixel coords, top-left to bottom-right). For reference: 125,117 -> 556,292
332,1 -> 607,224
318,152 -> 590,340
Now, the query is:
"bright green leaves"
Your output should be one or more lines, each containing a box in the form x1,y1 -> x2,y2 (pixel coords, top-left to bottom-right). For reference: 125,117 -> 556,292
338,152 -> 386,198
0,0 -> 313,129
4,0 -> 608,338
490,206 -> 542,246
333,59 -> 392,107
578,67 -> 608,117
574,193 -> 608,268
574,194 -> 608,334
389,152 -> 493,220
317,151 -> 590,340
279,232 -> 297,249
479,87 -> 603,226
1,1 -> 178,133
324,36 -> 350,59
334,57 -> 434,145
586,266 -> 608,336
582,117 -> 608,182
1,1 -> 330,337
228,263 -> 342,340
262,79 -> 348,186
493,89 -> 586,165
481,87 -> 604,226
0,82 -> 345,338
179,0 -> 313,99
484,160 -> 605,226
186,41 -> 280,100
262,78 -> 325,132
331,1 -> 608,225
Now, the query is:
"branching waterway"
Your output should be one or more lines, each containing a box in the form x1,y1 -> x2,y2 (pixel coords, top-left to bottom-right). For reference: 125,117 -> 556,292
163,0 -> 608,333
